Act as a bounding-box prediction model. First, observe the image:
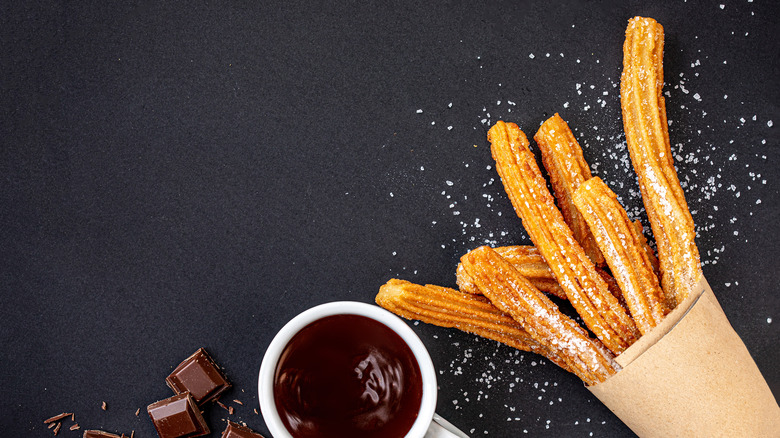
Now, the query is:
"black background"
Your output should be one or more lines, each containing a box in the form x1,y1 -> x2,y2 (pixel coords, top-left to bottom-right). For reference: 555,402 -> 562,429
2,1 -> 778,437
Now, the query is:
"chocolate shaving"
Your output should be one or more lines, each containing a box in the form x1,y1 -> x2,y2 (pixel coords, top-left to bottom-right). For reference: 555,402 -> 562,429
217,401 -> 229,411
233,399 -> 243,405
52,423 -> 61,435
44,413 -> 72,424
228,406 -> 234,415
48,423 -> 56,429
101,401 -> 107,411
69,424 -> 80,431
253,408 -> 258,415
134,408 -> 140,416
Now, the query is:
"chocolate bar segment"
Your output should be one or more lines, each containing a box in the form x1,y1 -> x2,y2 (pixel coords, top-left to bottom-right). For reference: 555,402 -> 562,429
147,393 -> 209,438
83,431 -> 122,438
220,421 -> 266,438
166,348 -> 230,405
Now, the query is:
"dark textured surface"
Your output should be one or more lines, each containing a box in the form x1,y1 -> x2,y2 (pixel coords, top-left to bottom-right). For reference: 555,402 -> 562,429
1,1 -> 777,437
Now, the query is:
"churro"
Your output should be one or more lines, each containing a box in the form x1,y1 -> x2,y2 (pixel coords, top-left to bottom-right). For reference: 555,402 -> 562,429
488,121 -> 639,354
573,177 -> 669,334
375,279 -> 571,370
621,16 -> 702,306
534,113 -> 605,266
456,245 -> 566,299
460,246 -> 619,386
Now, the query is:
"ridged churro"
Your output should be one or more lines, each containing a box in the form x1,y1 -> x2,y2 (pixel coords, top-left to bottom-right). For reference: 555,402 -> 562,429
460,246 -> 619,386
456,245 -> 566,300
573,177 -> 670,335
534,113 -> 605,267
488,121 -> 639,354
621,16 -> 702,306
375,279 -> 571,371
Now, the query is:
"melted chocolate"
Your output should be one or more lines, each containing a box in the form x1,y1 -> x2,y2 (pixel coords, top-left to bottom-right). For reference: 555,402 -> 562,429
273,314 -> 423,438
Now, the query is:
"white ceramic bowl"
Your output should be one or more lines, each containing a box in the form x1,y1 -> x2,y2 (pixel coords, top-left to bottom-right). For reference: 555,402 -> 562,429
258,301 -> 438,438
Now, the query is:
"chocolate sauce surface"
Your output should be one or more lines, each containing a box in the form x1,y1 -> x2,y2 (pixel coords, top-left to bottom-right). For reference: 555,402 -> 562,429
273,314 -> 423,438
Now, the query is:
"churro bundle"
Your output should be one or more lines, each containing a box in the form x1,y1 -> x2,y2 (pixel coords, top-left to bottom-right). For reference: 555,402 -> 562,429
376,15 -> 779,437
488,121 -> 639,355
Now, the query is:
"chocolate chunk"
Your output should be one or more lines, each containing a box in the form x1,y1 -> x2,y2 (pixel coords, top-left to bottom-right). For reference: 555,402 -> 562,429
83,431 -> 121,438
166,348 -> 230,405
147,393 -> 209,438
220,421 -> 266,438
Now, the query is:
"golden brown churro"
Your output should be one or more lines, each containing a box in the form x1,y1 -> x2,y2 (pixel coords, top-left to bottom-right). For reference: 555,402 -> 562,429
456,245 -> 566,299
488,121 -> 639,354
375,279 -> 571,370
534,113 -> 605,267
573,177 -> 670,335
621,17 -> 702,305
460,246 -> 619,386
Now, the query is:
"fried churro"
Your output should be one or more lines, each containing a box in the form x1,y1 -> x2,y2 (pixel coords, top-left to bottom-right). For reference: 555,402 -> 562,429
534,113 -> 605,267
573,177 -> 670,335
375,279 -> 571,370
460,246 -> 619,386
488,121 -> 639,354
456,245 -> 566,299
621,17 -> 702,306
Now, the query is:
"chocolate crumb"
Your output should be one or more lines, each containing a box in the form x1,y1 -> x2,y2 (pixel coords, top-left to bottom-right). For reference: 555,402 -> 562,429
69,424 -> 80,431
134,408 -> 140,416
228,406 -> 234,415
131,431 -> 134,438
52,423 -> 61,435
71,413 -> 75,422
44,413 -> 72,424
253,408 -> 258,415
233,399 -> 243,405
101,401 -> 107,411
217,401 -> 229,411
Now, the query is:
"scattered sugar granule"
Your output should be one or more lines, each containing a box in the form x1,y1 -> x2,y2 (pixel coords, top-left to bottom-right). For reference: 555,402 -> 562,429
416,109 -> 423,113
768,318 -> 772,324
768,120 -> 774,127
529,53 -> 535,59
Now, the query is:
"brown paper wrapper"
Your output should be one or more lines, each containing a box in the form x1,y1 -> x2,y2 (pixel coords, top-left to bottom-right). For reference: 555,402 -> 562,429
588,276 -> 780,437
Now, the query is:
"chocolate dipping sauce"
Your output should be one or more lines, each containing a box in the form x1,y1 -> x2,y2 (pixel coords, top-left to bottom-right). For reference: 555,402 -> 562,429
273,314 -> 423,438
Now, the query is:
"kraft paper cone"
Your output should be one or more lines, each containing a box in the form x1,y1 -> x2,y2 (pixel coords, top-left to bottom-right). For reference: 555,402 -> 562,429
589,276 -> 780,437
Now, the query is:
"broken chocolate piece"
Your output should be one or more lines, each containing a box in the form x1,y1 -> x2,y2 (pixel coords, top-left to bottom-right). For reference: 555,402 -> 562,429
166,348 -> 230,405
44,412 -> 73,424
147,393 -> 209,438
220,421 -> 266,438
83,431 -> 121,438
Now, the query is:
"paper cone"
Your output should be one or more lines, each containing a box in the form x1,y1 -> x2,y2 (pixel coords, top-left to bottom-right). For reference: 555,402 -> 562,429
589,277 -> 780,437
